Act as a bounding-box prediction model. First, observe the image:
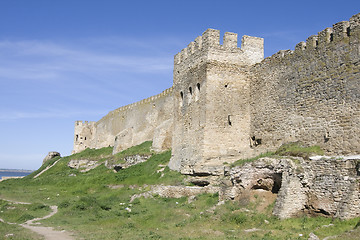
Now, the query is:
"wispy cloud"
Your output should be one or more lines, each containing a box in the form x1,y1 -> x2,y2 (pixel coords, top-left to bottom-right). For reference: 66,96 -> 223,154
0,109 -> 108,121
0,38 -> 173,83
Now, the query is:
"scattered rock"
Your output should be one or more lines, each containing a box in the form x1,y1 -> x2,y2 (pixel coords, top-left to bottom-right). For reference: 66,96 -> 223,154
308,232 -> 319,240
188,195 -> 197,203
105,155 -> 151,171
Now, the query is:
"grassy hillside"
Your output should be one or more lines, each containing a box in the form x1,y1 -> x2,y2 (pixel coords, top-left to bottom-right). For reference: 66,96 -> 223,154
0,142 -> 359,239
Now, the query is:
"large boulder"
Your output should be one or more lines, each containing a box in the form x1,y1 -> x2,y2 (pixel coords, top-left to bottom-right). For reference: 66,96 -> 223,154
42,151 -> 61,164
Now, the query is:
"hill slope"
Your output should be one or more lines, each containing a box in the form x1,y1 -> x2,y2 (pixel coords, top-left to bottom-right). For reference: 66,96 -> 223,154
0,142 -> 359,239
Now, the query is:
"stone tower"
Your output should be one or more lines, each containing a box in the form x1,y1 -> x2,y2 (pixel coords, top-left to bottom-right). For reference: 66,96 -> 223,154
169,29 -> 264,175
72,121 -> 96,154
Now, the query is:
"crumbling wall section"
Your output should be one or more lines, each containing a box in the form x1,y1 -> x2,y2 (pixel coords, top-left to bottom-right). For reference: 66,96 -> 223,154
250,13 -> 360,156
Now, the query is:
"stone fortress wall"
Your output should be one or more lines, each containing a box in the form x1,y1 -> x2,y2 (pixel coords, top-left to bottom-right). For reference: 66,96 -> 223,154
73,87 -> 174,154
250,14 -> 360,156
73,13 -> 359,176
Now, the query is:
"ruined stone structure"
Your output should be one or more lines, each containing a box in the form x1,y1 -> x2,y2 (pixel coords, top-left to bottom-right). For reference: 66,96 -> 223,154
73,13 -> 360,176
220,155 -> 360,219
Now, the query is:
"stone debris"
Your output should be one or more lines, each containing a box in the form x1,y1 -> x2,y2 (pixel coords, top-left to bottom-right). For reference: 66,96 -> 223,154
68,159 -> 100,172
105,154 -> 151,171
130,185 -> 219,202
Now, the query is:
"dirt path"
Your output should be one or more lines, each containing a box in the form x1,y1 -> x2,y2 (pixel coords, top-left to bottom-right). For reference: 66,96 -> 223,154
20,205 -> 74,240
1,198 -> 75,240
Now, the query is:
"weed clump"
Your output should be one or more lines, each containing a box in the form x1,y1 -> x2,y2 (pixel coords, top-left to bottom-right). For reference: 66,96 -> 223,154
275,142 -> 324,159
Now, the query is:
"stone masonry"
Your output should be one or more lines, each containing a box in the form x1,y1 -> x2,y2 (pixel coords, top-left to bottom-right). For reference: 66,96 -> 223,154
73,13 -> 360,176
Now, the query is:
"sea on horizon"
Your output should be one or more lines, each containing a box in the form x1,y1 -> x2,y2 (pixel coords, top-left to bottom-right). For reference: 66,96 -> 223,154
0,170 -> 33,180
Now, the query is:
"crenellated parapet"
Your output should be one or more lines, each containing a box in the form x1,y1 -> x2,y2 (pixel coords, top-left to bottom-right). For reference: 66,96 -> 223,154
173,29 -> 263,84
262,13 -> 360,65
100,87 -> 174,120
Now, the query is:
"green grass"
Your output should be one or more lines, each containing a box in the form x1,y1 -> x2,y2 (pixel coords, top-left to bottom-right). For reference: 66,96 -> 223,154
230,142 -> 324,168
68,146 -> 113,161
275,142 -> 324,159
106,140 -> 153,165
230,151 -> 275,168
0,221 -> 43,239
0,141 -> 359,239
0,200 -> 51,224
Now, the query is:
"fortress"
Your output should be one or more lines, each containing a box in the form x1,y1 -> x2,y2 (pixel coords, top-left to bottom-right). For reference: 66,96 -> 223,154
73,13 -> 360,176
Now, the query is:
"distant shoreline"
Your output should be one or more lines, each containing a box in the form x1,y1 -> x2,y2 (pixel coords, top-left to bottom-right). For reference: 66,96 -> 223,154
0,169 -> 34,173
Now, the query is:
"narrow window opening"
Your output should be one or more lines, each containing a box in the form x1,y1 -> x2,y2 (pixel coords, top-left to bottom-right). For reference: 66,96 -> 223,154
228,115 -> 232,126
225,84 -> 228,88
76,135 -> 79,141
346,27 -> 351,37
189,87 -> 192,95
316,40 -> 319,46
324,132 -> 330,143
330,33 -> 334,42
180,91 -> 184,107
197,83 -> 200,91
84,137 -> 87,140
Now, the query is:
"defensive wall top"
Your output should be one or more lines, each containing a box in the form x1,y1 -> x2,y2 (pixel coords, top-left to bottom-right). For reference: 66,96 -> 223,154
174,29 -> 264,68
97,87 -> 174,123
261,13 -> 360,64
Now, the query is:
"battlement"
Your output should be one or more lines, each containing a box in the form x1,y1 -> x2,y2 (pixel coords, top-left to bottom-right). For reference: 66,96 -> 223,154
263,13 -> 360,64
174,29 -> 264,69
100,87 -> 174,121
75,120 -> 96,127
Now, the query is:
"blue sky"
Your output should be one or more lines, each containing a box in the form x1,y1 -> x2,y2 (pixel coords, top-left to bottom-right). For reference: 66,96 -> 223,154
0,0 -> 358,170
